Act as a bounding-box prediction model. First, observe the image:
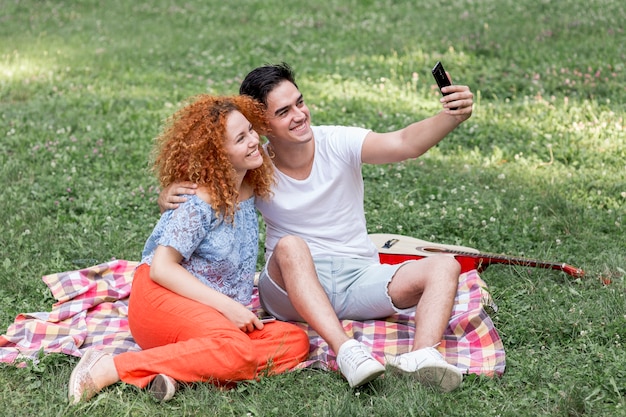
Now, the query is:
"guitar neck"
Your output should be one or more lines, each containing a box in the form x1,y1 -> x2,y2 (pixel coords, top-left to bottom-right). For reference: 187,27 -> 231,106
370,234 -> 585,278
446,249 -> 585,278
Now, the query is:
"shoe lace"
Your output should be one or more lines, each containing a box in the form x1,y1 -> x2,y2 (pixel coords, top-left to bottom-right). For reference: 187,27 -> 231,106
342,344 -> 372,369
396,347 -> 443,369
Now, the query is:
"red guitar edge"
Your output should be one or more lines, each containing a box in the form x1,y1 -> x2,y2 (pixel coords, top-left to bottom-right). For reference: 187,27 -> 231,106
372,234 -> 585,278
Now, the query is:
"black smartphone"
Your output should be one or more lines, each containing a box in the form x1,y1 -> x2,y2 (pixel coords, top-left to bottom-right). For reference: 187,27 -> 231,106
258,315 -> 276,324
431,61 -> 456,109
432,61 -> 452,95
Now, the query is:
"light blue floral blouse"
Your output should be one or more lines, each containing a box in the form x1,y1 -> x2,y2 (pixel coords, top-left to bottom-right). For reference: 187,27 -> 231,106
140,195 -> 258,305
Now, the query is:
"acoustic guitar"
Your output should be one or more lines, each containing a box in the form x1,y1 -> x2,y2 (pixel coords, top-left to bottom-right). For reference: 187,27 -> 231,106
370,233 -> 584,278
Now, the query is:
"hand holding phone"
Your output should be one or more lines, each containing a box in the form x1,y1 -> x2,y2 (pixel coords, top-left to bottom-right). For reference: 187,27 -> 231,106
431,61 -> 457,110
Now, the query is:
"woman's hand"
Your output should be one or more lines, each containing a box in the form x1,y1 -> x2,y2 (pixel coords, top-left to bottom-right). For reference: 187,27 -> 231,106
222,303 -> 264,333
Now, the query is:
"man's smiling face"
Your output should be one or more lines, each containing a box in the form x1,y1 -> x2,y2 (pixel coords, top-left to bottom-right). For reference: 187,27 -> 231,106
264,80 -> 313,145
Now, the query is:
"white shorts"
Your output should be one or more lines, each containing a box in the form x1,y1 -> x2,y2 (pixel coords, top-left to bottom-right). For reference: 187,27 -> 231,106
257,256 -> 415,322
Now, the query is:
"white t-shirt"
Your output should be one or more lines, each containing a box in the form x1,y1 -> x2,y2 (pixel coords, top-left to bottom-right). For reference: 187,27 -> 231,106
256,125 -> 378,261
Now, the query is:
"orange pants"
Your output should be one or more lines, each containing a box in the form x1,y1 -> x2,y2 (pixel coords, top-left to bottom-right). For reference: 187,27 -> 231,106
113,264 -> 310,388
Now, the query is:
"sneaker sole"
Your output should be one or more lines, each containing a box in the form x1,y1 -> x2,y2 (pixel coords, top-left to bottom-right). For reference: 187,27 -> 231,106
148,374 -> 177,401
350,367 -> 385,388
415,365 -> 462,393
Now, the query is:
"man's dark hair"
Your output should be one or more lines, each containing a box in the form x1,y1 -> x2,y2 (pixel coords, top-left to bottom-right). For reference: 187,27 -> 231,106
239,62 -> 298,106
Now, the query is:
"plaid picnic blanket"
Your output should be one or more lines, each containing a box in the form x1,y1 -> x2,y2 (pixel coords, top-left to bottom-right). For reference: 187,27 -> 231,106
0,260 -> 505,376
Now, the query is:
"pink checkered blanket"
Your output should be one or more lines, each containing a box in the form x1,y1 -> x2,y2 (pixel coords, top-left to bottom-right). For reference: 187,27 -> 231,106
0,260 -> 505,376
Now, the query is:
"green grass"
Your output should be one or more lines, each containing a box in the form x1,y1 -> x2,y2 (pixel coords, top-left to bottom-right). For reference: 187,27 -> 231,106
1,0 -> 624,416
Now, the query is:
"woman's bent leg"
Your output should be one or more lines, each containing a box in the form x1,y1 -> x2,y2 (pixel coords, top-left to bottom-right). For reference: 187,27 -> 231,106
113,264 -> 309,388
114,264 -> 257,387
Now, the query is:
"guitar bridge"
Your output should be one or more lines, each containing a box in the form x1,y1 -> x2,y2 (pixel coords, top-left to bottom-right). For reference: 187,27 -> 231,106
382,238 -> 399,249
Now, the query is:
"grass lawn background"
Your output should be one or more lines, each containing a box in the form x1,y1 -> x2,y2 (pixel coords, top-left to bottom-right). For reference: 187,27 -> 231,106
1,0 -> 624,416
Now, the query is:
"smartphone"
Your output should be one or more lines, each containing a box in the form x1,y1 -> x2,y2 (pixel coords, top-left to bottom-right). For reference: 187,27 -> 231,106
431,61 -> 457,110
258,315 -> 276,324
432,61 -> 452,95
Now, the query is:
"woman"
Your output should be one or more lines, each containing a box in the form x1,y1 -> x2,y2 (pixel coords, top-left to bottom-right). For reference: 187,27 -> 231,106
68,95 -> 310,404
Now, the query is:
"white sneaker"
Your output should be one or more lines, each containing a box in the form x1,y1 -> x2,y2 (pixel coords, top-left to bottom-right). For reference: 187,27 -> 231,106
388,347 -> 463,392
336,339 -> 385,388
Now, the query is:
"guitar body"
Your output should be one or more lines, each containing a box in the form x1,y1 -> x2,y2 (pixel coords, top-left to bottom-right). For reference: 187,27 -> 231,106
370,233 -> 482,273
370,233 -> 584,278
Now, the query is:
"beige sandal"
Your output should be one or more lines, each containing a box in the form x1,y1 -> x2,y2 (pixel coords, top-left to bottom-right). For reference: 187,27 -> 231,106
68,349 -> 108,404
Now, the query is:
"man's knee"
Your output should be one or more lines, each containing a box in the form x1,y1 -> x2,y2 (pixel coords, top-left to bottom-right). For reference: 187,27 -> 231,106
270,235 -> 315,285
424,255 -> 461,291
396,255 -> 460,289
434,255 -> 462,278
274,235 -> 308,257
273,236 -> 314,269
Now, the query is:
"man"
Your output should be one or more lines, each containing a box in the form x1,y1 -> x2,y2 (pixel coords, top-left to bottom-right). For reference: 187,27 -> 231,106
160,63 -> 474,391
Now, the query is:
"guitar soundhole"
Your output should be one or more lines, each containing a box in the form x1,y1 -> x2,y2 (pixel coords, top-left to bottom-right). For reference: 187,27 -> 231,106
420,247 -> 449,254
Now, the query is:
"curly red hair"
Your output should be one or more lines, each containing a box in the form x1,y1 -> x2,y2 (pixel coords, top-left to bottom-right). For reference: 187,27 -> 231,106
152,94 -> 274,221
